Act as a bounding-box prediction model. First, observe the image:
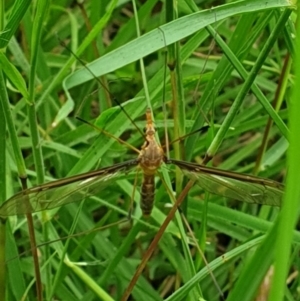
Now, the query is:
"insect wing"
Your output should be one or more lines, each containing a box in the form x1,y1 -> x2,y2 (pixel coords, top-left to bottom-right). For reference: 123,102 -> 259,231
185,170 -> 282,206
0,160 -> 138,216
169,160 -> 283,206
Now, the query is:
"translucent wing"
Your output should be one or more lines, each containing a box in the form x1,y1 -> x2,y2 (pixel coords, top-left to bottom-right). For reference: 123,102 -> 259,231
169,159 -> 284,206
0,159 -> 138,217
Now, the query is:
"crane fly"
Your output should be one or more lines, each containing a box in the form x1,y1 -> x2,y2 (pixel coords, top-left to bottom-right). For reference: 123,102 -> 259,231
0,108 -> 284,218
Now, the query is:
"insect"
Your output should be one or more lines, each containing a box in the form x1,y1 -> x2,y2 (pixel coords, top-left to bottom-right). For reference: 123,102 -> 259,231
1,3 -> 291,301
0,108 -> 284,218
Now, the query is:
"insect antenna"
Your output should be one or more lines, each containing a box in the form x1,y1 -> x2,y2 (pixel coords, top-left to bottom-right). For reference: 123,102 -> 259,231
164,125 -> 210,149
58,38 -> 145,139
76,116 -> 140,154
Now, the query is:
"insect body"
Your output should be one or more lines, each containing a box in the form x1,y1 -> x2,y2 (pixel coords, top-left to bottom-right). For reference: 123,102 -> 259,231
0,109 -> 284,218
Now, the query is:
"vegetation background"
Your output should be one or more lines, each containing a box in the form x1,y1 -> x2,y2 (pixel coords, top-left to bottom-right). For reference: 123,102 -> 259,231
0,0 -> 299,301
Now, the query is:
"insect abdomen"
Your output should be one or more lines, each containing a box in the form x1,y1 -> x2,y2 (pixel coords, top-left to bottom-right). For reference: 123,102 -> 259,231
140,175 -> 155,217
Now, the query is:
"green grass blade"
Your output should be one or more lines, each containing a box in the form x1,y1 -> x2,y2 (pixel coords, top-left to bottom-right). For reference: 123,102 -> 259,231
268,5 -> 300,300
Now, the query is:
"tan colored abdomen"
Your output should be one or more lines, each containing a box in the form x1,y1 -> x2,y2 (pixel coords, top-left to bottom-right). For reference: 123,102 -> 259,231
140,175 -> 155,217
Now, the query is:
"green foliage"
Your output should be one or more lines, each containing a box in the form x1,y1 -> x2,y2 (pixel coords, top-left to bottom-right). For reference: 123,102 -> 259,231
0,1 -> 298,301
